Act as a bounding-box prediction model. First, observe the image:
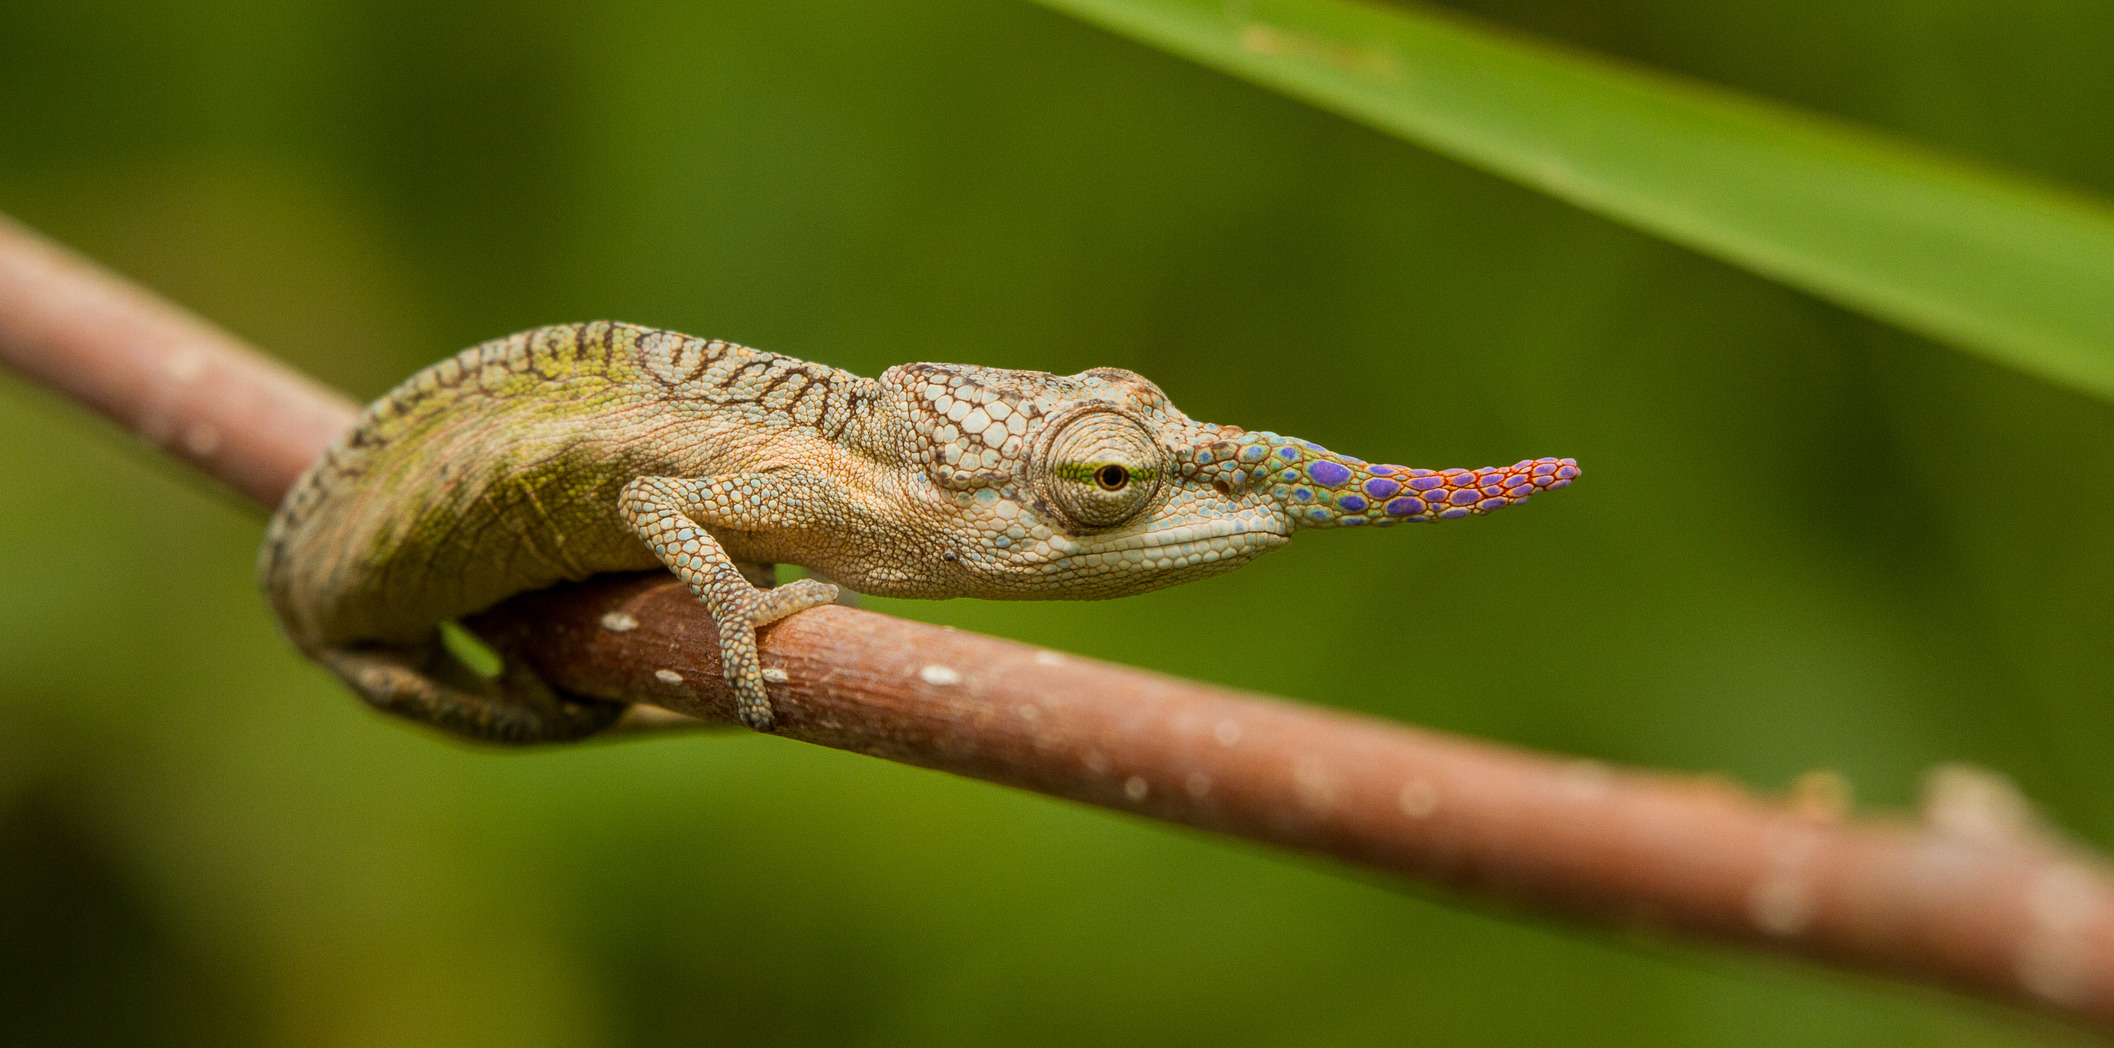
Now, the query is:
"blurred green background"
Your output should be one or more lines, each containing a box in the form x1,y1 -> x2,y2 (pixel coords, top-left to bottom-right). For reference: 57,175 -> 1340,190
4,0 -> 2113,1044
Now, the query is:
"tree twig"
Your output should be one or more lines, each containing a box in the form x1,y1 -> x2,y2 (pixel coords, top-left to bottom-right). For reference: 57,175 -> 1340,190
5,210 -> 2114,1027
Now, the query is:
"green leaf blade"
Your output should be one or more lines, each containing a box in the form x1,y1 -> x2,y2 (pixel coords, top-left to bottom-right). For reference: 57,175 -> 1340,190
1033,0 -> 2114,399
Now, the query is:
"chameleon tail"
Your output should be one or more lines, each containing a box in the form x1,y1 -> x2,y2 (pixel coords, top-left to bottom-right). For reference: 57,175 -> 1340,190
316,635 -> 625,744
1191,431 -> 1578,530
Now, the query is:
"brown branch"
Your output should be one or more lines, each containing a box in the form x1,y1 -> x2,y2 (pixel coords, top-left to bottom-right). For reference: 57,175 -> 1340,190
0,214 -> 353,506
5,210 -> 2114,1028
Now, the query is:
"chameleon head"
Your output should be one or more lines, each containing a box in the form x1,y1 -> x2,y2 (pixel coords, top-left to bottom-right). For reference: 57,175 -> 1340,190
879,363 -> 1577,599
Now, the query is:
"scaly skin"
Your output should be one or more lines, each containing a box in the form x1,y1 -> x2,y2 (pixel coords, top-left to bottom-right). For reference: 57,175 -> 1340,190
260,321 -> 1579,742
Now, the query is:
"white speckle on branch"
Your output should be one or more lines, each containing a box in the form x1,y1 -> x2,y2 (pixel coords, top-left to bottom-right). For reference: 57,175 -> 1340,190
164,350 -> 206,381
1923,763 -> 2037,843
1749,876 -> 1815,938
1399,779 -> 1439,819
1294,758 -> 1335,811
181,421 -> 220,456
1559,760 -> 1610,801
1748,827 -> 1820,937
2020,861 -> 2104,1006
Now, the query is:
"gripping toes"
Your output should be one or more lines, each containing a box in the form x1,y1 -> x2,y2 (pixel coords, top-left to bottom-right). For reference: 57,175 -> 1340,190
716,578 -> 839,731
620,476 -> 838,732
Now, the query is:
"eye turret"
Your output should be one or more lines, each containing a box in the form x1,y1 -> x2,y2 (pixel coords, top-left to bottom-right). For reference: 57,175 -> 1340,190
1032,407 -> 1164,530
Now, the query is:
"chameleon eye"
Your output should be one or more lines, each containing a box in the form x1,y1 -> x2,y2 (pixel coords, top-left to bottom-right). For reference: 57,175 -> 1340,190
1033,408 -> 1164,530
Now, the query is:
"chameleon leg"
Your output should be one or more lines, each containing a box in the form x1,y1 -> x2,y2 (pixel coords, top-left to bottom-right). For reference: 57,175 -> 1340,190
619,475 -> 840,732
315,635 -> 626,744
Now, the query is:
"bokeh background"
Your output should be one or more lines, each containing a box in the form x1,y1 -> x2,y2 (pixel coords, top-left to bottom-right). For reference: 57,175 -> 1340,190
5,0 -> 2114,1044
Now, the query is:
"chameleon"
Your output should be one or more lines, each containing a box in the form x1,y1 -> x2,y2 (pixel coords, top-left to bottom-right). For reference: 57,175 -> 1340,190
260,321 -> 1579,743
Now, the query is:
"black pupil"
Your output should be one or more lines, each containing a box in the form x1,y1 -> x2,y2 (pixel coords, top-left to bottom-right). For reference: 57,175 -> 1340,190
1095,464 -> 1130,490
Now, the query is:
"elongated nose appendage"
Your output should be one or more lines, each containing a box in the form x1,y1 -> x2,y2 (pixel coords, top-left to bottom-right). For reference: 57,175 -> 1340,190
1191,432 -> 1578,529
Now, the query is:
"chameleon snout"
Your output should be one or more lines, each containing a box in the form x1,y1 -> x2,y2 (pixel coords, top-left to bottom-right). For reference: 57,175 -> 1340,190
1190,431 -> 1578,530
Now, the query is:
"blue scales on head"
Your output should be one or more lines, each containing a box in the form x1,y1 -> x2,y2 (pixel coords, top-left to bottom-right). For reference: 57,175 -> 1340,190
1188,431 -> 1579,530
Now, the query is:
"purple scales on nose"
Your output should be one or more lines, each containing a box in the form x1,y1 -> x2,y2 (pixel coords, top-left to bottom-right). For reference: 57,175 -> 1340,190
1306,460 -> 1352,487
1288,455 -> 1580,528
1190,432 -> 1577,529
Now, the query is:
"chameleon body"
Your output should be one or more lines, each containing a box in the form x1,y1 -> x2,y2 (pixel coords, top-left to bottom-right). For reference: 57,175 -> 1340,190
261,321 -> 1578,742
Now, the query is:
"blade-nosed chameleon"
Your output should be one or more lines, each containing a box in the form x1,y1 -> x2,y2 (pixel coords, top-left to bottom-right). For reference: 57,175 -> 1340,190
260,321 -> 1579,742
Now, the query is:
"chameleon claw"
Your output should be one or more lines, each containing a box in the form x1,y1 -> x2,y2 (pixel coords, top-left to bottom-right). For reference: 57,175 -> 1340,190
737,697 -> 777,733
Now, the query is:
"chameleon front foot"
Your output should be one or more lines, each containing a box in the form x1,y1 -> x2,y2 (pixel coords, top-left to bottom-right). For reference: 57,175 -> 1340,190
717,578 -> 839,731
620,475 -> 842,733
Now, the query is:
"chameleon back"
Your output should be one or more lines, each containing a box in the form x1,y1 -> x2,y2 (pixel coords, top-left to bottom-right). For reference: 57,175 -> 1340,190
259,321 -> 869,651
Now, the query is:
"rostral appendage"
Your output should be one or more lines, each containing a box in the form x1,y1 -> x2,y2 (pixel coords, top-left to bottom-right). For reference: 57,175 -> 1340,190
1191,431 -> 1578,529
